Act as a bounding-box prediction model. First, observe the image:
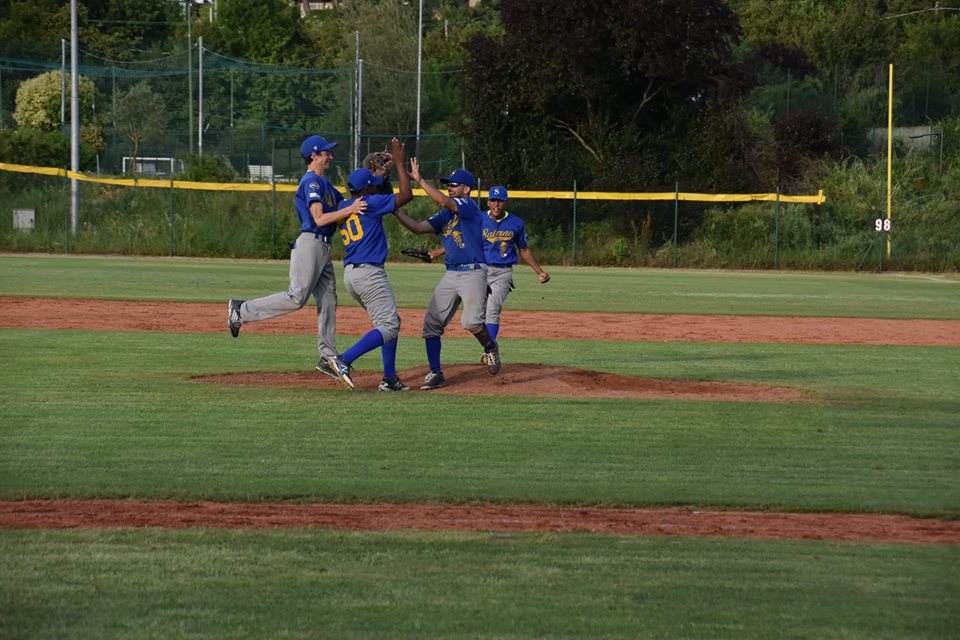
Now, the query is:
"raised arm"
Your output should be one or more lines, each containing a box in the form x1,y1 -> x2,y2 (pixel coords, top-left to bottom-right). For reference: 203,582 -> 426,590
410,157 -> 458,212
391,137 -> 413,209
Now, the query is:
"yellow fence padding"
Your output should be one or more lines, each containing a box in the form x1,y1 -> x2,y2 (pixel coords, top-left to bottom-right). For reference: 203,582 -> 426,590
0,162 -> 825,204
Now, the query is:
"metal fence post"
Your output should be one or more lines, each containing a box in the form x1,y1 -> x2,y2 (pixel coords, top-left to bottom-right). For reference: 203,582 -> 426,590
571,179 -> 577,265
673,181 -> 679,268
774,185 -> 781,269
168,175 -> 175,256
62,167 -> 70,253
271,138 -> 277,258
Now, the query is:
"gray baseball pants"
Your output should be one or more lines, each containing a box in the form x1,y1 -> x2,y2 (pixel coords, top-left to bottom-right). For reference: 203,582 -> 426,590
239,232 -> 338,359
422,266 -> 488,338
343,264 -> 400,343
484,265 -> 514,326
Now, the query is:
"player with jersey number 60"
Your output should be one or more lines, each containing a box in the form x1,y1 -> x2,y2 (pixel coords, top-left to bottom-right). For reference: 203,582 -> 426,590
326,137 -> 414,391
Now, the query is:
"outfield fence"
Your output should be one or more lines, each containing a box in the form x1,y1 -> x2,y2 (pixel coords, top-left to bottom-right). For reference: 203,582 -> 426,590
0,161 -> 828,269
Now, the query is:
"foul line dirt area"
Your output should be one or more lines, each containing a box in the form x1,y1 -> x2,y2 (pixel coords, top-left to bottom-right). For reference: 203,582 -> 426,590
2,296 -> 958,543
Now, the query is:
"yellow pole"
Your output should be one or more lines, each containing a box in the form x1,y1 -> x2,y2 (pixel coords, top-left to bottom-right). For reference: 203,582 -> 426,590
886,63 -> 893,258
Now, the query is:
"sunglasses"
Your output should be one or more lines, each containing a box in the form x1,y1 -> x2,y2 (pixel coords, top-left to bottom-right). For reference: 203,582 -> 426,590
446,182 -> 461,187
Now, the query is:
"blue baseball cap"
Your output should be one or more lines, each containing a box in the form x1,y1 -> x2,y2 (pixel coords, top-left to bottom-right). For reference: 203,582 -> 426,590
439,168 -> 475,189
488,185 -> 508,201
347,167 -> 384,192
300,135 -> 337,159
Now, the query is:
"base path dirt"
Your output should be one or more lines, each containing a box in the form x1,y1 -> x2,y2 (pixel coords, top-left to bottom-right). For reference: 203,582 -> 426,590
2,499 -> 958,545
3,296 -> 959,346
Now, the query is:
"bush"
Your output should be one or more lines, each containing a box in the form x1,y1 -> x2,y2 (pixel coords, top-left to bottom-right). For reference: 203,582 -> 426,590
176,154 -> 238,183
0,127 -> 68,166
0,128 -> 97,193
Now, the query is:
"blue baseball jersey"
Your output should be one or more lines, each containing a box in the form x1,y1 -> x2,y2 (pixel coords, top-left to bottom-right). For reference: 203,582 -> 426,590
337,194 -> 397,265
481,211 -> 528,266
295,170 -> 343,236
427,197 -> 485,265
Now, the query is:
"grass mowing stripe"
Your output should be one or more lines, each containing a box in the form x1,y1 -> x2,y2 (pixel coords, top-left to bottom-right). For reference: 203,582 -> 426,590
1,529 -> 956,639
2,330 -> 957,513
2,254 -> 959,317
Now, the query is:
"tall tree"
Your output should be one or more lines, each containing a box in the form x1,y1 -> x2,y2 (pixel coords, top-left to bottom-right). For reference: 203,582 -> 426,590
114,81 -> 167,171
13,70 -> 103,151
463,0 -> 740,188
336,0 -> 421,134
200,0 -> 309,63
79,0 -> 183,60
0,0 -> 67,58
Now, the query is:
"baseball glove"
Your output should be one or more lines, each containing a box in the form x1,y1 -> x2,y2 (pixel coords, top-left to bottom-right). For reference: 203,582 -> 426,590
363,150 -> 394,176
401,247 -> 433,263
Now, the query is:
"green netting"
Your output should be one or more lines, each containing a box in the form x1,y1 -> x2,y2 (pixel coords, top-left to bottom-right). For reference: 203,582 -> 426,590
0,48 -> 464,180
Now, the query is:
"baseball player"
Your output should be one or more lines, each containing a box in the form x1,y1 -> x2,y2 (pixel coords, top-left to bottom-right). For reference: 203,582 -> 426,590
425,186 -> 550,355
394,161 -> 500,389
227,135 -> 366,377
326,138 -> 414,391
479,185 -> 550,343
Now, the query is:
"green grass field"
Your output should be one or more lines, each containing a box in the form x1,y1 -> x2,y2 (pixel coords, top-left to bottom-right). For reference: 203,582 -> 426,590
1,254 -> 958,638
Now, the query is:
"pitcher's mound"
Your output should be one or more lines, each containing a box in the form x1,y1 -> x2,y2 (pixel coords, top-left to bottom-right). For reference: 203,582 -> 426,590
196,364 -> 807,403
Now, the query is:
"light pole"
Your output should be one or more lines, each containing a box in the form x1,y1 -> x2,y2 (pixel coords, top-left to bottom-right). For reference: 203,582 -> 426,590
70,0 -> 79,237
60,39 -> 66,129
198,35 -> 203,156
416,0 -> 423,158
186,1 -> 193,154
353,31 -> 360,169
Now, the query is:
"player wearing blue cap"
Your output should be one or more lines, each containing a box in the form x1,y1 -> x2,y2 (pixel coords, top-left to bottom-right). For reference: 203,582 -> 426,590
326,138 -> 414,391
394,160 -> 500,389
428,185 -> 550,355
227,135 -> 367,376
480,185 -> 550,345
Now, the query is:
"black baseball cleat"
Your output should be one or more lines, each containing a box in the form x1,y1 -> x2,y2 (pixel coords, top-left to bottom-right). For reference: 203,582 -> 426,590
420,370 -> 446,390
227,299 -> 243,337
327,355 -> 355,389
378,377 -> 409,392
482,343 -> 501,375
315,358 -> 340,381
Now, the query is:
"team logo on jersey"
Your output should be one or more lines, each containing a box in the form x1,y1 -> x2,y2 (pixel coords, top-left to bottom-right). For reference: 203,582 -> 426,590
442,214 -> 465,248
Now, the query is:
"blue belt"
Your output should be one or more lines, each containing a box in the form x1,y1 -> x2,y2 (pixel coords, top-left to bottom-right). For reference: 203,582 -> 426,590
446,263 -> 483,271
310,231 -> 331,243
349,263 -> 383,268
